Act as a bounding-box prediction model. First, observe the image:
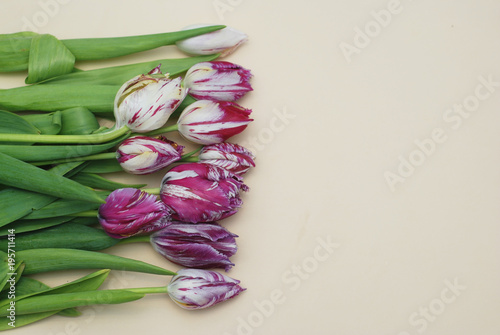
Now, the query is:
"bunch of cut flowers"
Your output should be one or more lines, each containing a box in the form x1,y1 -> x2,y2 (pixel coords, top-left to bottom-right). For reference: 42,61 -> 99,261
0,24 -> 254,330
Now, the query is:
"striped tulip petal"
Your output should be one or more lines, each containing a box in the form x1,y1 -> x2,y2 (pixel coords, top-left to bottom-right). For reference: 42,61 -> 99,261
160,163 -> 248,223
151,222 -> 238,271
114,65 -> 188,132
167,269 -> 245,310
98,188 -> 171,239
183,61 -> 252,101
177,100 -> 252,145
117,136 -> 184,175
199,142 -> 255,175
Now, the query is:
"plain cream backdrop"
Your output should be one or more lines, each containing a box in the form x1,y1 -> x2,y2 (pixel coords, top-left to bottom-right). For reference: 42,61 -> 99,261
1,1 -> 500,334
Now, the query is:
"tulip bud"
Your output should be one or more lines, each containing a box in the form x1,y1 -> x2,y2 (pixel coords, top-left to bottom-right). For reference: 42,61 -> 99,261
98,188 -> 171,239
183,61 -> 252,102
198,142 -> 255,175
150,222 -> 238,271
160,163 -> 248,223
116,136 -> 184,175
114,65 -> 188,132
177,100 -> 253,145
167,269 -> 245,310
176,25 -> 248,57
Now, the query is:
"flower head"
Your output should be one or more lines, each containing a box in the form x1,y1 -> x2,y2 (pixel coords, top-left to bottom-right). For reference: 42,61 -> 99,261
114,65 -> 188,132
183,61 -> 252,102
177,100 -> 252,145
167,269 -> 245,310
116,136 -> 184,175
98,188 -> 170,239
176,25 -> 247,57
151,222 -> 238,271
160,163 -> 248,223
199,142 -> 255,175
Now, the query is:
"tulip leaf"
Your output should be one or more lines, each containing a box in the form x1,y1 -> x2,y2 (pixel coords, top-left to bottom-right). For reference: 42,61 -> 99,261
0,32 -> 37,72
0,152 -> 104,204
25,34 -> 76,84
0,216 -> 74,236
60,107 -> 100,135
81,159 -> 123,174
0,162 -> 86,228
71,172 -> 146,191
0,110 -> 40,136
0,224 -> 119,252
20,111 -> 63,135
18,248 -> 176,276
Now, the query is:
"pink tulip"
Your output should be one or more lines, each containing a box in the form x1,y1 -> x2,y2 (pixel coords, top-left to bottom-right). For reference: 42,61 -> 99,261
198,142 -> 255,175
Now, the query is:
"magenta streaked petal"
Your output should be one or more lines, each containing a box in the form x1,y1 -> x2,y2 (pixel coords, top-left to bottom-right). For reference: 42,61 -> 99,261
151,222 -> 238,270
98,188 -> 171,239
177,100 -> 253,145
167,269 -> 245,310
160,163 -> 248,223
199,142 -> 255,175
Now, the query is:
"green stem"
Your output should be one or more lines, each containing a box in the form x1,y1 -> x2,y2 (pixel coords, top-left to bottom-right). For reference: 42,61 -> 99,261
180,147 -> 202,160
141,124 -> 178,137
180,156 -> 199,162
117,235 -> 151,245
70,210 -> 98,217
32,152 -> 118,166
126,286 -> 169,294
142,187 -> 161,195
0,126 -> 130,144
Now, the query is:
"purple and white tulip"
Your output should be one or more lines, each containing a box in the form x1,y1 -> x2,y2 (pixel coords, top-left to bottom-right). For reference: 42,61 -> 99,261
114,65 -> 188,132
177,100 -> 253,145
160,163 -> 248,223
167,269 -> 245,310
150,222 -> 238,271
116,136 -> 184,175
183,61 -> 252,102
98,188 -> 171,239
176,25 -> 248,57
199,142 -> 255,175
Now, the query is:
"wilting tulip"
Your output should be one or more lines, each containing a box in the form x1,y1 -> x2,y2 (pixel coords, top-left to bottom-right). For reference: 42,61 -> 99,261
198,142 -> 255,175
151,222 -> 238,271
176,25 -> 248,57
114,65 -> 188,132
183,61 -> 252,102
98,188 -> 171,238
177,100 -> 252,145
167,269 -> 245,310
116,136 -> 184,175
160,163 -> 248,223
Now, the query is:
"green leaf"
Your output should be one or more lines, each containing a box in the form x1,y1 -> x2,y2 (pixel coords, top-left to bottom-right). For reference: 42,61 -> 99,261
42,53 -> 220,86
0,152 -> 104,204
60,107 -> 100,135
20,111 -> 62,135
81,159 -> 123,174
18,248 -> 176,276
0,84 -> 117,113
0,217 -> 74,236
25,34 -> 76,84
0,32 -> 37,72
71,172 -> 146,191
0,224 -> 119,251
0,110 -> 40,135
21,194 -> 105,219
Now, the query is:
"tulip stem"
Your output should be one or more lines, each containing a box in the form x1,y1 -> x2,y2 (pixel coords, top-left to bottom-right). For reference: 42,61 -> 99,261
31,152 -> 118,166
70,210 -> 98,217
116,235 -> 151,245
141,124 -> 179,137
125,286 -> 169,294
142,187 -> 161,195
180,147 -> 202,161
0,125 -> 130,144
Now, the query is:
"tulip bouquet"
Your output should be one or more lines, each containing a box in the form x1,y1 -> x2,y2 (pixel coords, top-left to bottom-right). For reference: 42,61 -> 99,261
0,24 -> 254,330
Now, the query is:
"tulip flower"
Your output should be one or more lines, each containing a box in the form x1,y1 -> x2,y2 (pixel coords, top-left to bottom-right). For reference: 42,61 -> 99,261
98,188 -> 171,239
176,25 -> 247,57
150,222 -> 238,271
177,100 -> 253,145
160,163 -> 248,223
167,269 -> 245,310
183,61 -> 252,102
114,65 -> 188,133
116,136 -> 184,175
198,142 -> 255,175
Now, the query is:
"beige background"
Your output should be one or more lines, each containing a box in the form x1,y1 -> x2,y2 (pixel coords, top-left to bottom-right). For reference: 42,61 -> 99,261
1,0 -> 500,334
